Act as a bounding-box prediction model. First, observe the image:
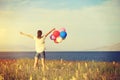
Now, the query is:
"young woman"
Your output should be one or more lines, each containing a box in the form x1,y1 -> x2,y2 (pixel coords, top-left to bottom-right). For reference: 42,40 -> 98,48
20,28 -> 55,70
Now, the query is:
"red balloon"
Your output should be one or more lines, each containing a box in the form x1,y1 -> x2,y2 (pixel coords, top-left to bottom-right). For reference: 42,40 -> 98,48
53,30 -> 60,37
54,39 -> 59,44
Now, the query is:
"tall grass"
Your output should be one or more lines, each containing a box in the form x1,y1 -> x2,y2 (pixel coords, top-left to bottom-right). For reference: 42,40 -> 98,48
0,59 -> 120,80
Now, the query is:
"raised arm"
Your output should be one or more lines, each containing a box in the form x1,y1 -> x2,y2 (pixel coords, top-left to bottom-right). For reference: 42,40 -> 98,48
20,32 -> 34,39
45,28 -> 55,37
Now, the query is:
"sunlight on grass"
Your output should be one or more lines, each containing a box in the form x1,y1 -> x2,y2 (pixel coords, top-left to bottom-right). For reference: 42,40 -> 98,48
0,59 -> 120,80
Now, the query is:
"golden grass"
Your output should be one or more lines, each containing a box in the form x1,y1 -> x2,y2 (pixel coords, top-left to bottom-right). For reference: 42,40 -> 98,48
0,59 -> 120,80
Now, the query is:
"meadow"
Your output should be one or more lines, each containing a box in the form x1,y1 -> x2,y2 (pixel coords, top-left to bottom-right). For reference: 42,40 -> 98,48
0,59 -> 120,80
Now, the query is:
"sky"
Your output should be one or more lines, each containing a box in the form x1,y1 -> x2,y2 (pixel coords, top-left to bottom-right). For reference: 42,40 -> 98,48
0,0 -> 120,51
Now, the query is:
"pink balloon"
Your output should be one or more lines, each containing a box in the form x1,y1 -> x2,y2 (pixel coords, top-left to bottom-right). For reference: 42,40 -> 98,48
50,35 -> 56,40
59,28 -> 66,32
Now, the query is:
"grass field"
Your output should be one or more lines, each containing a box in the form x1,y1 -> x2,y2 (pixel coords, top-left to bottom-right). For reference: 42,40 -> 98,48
0,59 -> 120,80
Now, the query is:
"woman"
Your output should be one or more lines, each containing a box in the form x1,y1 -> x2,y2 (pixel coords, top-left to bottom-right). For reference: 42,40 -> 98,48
20,28 -> 55,70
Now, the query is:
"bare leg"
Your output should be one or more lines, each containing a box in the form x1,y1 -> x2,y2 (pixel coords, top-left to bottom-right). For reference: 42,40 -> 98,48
41,51 -> 45,71
41,58 -> 45,71
34,57 -> 38,69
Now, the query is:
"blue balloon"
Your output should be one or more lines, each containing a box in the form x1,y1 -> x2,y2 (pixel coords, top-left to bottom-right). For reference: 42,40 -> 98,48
60,31 -> 67,39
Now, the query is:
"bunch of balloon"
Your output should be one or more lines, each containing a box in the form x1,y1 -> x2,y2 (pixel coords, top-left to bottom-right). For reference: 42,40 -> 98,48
50,28 -> 67,43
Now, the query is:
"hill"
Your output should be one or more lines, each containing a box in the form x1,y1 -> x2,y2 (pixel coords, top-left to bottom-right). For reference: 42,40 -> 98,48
93,43 -> 120,51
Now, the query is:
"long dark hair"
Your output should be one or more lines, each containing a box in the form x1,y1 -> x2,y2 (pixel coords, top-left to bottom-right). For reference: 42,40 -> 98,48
37,30 -> 42,38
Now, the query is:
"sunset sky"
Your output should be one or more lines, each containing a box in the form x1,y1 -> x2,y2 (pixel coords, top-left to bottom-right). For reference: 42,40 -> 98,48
0,0 -> 120,51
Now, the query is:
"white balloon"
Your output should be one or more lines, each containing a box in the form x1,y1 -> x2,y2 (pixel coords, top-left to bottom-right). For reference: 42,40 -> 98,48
56,36 -> 63,43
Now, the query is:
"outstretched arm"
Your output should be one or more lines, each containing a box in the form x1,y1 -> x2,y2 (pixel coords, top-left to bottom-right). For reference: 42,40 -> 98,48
20,32 -> 34,39
45,28 -> 55,37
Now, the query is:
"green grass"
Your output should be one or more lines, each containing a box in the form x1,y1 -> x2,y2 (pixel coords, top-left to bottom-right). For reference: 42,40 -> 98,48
0,59 -> 120,80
